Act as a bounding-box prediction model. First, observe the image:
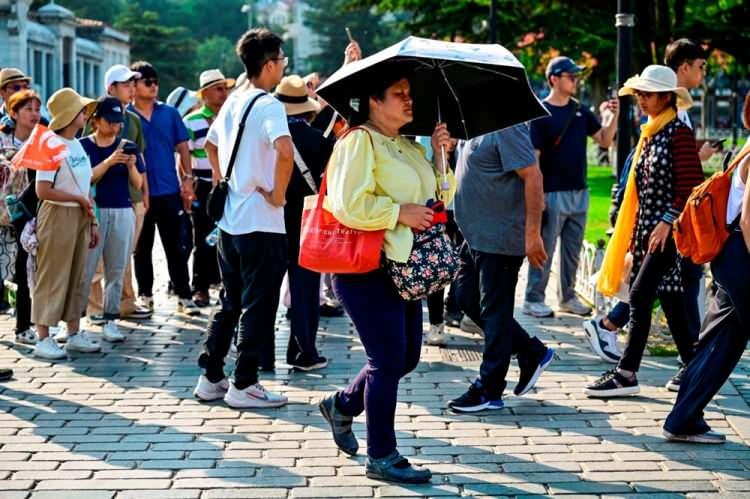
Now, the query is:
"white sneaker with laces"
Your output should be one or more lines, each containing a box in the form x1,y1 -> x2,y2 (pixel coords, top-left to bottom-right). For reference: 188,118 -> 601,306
583,319 -> 621,363
137,295 -> 154,312
53,325 -> 69,343
65,331 -> 101,353
523,301 -> 554,318
177,298 -> 201,316
102,321 -> 125,343
224,382 -> 288,408
426,323 -> 447,346
558,297 -> 592,316
194,375 -> 230,401
15,328 -> 37,345
33,336 -> 66,360
459,316 -> 484,335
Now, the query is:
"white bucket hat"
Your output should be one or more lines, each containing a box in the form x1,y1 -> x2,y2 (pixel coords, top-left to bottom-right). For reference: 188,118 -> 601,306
619,65 -> 693,110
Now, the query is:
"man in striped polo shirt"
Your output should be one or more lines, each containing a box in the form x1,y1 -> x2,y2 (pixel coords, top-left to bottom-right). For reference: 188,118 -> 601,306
184,69 -> 234,307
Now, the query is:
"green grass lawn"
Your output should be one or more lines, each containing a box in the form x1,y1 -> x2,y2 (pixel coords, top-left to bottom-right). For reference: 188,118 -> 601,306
585,164 -> 615,245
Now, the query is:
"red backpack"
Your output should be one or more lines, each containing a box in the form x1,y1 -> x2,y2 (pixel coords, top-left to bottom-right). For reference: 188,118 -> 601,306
673,145 -> 750,264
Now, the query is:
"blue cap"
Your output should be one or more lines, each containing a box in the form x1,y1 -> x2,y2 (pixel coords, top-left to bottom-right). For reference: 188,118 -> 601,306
93,96 -> 125,124
545,56 -> 586,78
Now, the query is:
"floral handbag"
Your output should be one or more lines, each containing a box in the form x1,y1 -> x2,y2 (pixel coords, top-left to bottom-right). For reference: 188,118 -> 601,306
385,223 -> 459,301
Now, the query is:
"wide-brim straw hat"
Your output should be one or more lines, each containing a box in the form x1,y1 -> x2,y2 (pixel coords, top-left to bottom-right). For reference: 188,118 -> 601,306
274,75 -> 321,116
619,64 -> 693,110
197,69 -> 235,97
48,88 -> 96,130
0,68 -> 32,88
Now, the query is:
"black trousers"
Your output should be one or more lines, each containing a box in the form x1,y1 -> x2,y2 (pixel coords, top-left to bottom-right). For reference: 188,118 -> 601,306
664,232 -> 750,435
619,238 -> 695,372
134,193 -> 192,299
454,242 -> 547,398
198,231 -> 287,389
12,219 -> 31,334
286,258 -> 322,364
191,175 -> 220,294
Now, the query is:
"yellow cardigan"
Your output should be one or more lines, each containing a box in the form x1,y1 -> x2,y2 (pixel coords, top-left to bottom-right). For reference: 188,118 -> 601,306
324,126 -> 456,263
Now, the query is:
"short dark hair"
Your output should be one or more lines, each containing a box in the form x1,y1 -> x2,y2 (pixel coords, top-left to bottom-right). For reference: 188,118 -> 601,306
130,61 -> 158,80
348,64 -> 412,127
664,39 -> 709,71
236,29 -> 283,79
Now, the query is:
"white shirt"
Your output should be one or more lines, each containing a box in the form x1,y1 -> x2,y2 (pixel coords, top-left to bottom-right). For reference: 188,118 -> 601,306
727,153 -> 748,225
207,89 -> 290,235
677,109 -> 693,130
36,137 -> 92,207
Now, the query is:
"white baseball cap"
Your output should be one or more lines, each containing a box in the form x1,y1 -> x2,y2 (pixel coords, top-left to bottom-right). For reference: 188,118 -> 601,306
104,64 -> 141,91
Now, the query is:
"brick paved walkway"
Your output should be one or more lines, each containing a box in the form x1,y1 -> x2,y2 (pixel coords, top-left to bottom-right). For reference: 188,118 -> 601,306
1,260 -> 749,498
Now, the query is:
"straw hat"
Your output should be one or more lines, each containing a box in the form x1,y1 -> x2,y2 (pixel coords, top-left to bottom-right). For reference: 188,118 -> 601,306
197,69 -> 235,97
619,65 -> 693,110
0,68 -> 32,88
47,88 -> 96,131
274,75 -> 321,116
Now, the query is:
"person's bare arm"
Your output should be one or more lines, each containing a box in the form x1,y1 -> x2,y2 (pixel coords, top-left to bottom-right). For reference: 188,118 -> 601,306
36,181 -> 92,217
515,164 -> 547,269
127,155 -> 143,191
592,99 -> 619,148
91,149 -> 130,183
206,140 -> 221,184
258,136 -> 294,207
740,159 -> 750,252
176,141 -> 195,212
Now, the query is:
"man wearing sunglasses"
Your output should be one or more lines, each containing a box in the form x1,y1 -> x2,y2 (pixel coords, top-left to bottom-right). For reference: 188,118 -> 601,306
0,68 -> 33,129
128,61 -> 201,316
523,56 -> 619,320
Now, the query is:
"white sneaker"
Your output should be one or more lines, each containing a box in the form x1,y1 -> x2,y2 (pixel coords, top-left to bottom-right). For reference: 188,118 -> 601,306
102,321 -> 125,343
137,295 -> 154,312
426,323 -> 447,346
558,297 -> 592,316
65,331 -> 101,353
523,301 -> 554,318
15,328 -> 37,345
224,382 -> 288,408
53,325 -> 69,343
583,319 -> 621,363
33,336 -> 66,360
459,316 -> 484,335
194,375 -> 230,401
177,298 -> 201,316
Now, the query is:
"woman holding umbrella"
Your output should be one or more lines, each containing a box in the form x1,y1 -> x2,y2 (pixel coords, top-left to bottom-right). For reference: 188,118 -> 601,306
317,65 -> 455,484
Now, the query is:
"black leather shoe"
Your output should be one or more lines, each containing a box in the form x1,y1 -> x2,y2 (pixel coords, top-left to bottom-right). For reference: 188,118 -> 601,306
0,368 -> 12,382
366,450 -> 432,484
320,304 -> 345,317
318,393 -> 358,455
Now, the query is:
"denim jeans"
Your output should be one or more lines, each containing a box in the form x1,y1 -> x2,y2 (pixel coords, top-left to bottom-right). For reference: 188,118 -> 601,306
455,243 -> 547,398
198,230 -> 287,389
333,269 -> 423,459
664,232 -> 750,435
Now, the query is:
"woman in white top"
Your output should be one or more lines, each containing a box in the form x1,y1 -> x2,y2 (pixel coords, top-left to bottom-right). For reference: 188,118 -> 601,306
663,92 -> 750,444
31,88 -> 100,360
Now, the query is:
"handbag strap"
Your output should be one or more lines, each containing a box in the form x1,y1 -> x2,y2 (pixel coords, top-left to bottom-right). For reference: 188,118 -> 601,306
224,91 -> 267,182
292,142 -> 318,194
316,126 -> 374,209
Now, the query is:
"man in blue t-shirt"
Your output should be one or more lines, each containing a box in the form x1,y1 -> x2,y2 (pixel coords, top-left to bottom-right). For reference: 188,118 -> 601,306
523,56 -> 619,318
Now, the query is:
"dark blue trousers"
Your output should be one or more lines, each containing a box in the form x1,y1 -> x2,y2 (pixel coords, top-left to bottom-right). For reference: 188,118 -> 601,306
286,260 -> 322,364
333,269 -> 422,459
664,232 -> 750,435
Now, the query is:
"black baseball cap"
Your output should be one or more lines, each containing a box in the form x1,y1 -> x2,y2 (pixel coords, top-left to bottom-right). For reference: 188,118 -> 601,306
93,96 -> 125,124
545,56 -> 586,78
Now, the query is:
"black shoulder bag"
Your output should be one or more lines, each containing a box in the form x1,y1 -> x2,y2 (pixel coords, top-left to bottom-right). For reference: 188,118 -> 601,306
206,92 -> 266,222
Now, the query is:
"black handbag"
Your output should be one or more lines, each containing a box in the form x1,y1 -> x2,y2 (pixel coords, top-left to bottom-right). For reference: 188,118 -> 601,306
207,92 -> 266,222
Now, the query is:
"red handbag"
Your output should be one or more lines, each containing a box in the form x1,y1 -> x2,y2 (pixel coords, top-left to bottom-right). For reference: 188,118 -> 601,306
298,171 -> 385,274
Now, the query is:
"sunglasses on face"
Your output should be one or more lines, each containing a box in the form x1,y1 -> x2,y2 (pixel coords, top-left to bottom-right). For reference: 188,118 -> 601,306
559,73 -> 580,82
138,78 -> 159,87
6,83 -> 29,92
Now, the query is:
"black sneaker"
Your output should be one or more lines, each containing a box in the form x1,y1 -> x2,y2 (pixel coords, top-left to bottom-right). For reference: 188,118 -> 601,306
0,368 -> 12,382
289,355 -> 329,371
666,365 -> 687,392
514,347 -> 555,396
445,310 -> 463,327
447,379 -> 504,413
320,304 -> 345,317
365,450 -> 431,484
586,369 -> 639,398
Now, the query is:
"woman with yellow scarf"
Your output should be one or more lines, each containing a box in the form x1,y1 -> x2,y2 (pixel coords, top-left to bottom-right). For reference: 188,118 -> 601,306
587,65 -> 704,398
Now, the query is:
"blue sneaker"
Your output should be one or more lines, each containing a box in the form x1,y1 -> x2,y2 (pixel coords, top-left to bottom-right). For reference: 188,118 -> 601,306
514,347 -> 555,396
448,379 -> 504,413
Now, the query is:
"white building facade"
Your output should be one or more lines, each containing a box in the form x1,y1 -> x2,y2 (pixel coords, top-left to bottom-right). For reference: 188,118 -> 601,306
0,0 -> 130,102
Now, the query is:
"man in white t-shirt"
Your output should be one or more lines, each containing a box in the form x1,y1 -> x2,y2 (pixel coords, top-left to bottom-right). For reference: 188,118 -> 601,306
193,28 -> 294,409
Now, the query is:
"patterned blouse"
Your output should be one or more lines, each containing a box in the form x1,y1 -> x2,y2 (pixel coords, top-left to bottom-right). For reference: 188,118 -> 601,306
630,118 -> 704,293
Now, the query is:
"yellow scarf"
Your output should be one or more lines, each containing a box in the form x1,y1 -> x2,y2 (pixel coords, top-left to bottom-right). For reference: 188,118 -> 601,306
597,107 -> 677,296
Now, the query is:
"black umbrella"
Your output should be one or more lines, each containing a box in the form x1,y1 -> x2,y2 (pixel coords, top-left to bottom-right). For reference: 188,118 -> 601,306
316,36 -> 549,140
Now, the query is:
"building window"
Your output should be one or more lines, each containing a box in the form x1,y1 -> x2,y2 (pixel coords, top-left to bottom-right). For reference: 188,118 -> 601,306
33,50 -> 43,88
93,65 -> 100,95
83,61 -> 91,96
76,61 -> 82,90
45,53 -> 54,101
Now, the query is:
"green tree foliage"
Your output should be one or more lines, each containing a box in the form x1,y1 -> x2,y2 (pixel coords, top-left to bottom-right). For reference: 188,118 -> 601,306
113,5 -> 197,97
196,36 -> 245,81
304,0 -> 406,76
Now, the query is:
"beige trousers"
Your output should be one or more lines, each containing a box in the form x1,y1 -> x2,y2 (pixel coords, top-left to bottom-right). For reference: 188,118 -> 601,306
32,203 -> 91,326
87,201 -> 145,316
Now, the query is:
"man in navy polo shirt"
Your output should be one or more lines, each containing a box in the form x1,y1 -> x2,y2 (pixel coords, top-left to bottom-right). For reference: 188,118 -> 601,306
128,61 -> 200,316
523,56 -> 618,319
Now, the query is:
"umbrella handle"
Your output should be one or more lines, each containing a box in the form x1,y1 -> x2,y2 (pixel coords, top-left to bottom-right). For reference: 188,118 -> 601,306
440,144 -> 450,195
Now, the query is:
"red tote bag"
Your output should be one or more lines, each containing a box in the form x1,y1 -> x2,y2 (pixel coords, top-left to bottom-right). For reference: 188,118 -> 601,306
298,171 -> 385,274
